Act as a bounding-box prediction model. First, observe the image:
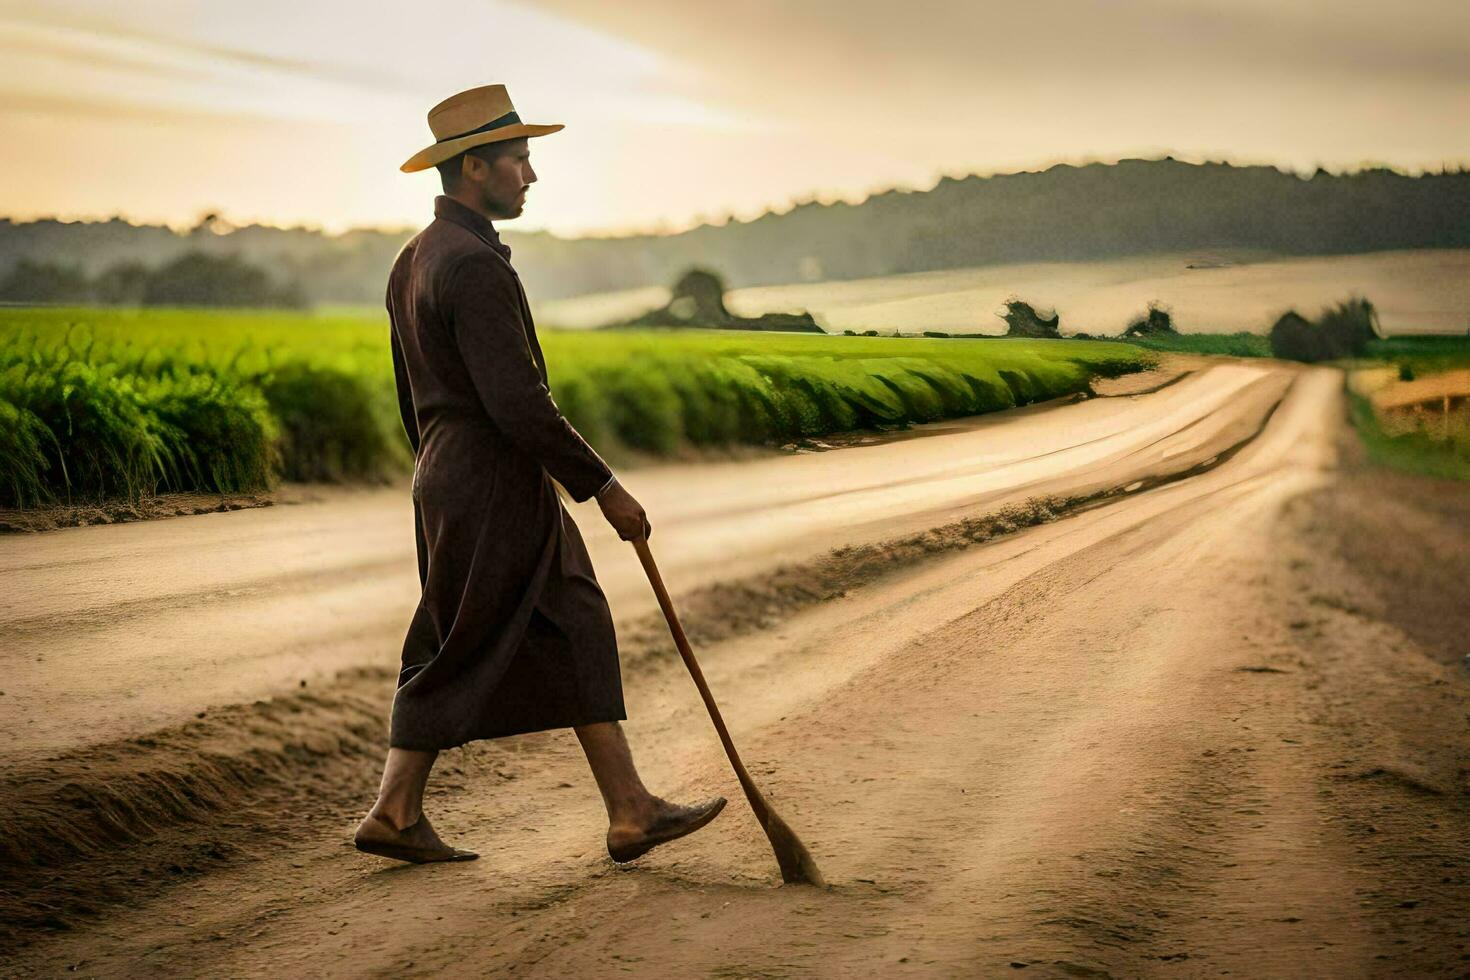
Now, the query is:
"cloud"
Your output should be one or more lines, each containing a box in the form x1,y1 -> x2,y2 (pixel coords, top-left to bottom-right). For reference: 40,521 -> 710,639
516,0 -> 1470,127
0,9 -> 428,128
0,88 -> 361,127
3,0 -> 1466,235
0,21 -> 211,82
0,6 -> 408,90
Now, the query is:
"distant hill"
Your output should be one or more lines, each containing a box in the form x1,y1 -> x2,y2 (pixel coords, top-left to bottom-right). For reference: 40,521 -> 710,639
3,158 -> 1467,305
0,214 -> 410,308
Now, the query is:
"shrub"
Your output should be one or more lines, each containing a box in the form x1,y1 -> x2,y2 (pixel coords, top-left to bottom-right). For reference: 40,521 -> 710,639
998,298 -> 1061,338
1269,297 -> 1378,362
1318,297 -> 1379,353
1123,302 -> 1176,337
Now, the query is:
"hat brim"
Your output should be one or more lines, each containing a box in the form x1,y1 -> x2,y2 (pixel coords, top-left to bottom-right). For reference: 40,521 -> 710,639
400,122 -> 564,173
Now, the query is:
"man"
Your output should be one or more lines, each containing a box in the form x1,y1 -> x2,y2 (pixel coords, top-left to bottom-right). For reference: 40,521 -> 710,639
354,84 -> 725,864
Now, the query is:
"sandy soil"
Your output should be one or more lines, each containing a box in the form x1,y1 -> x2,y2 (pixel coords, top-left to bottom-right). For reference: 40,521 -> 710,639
0,488 -> 280,533
3,358 -> 1467,977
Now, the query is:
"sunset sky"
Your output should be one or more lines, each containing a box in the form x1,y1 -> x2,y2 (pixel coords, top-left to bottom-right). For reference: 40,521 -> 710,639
2,0 -> 1467,237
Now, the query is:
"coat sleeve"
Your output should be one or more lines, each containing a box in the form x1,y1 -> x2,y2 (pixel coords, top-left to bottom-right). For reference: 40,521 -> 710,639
443,252 -> 614,503
389,323 -> 421,457
386,274 -> 421,457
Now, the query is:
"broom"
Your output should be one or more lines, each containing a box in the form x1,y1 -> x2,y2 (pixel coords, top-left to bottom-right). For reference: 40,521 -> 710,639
632,535 -> 826,886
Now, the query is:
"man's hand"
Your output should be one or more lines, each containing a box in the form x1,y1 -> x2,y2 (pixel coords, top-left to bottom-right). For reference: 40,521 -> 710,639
596,479 -> 651,541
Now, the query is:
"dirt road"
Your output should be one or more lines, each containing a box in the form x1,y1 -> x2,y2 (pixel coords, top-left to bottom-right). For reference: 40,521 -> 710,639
4,359 -> 1467,977
2,357 -> 1265,759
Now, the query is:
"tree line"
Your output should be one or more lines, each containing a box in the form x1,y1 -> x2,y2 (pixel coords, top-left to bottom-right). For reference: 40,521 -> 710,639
0,251 -> 306,308
1,158 -> 1467,305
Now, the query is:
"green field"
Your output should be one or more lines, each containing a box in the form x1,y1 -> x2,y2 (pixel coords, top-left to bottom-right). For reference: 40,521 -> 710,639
0,307 -> 1153,509
1359,334 -> 1470,375
1120,332 -> 1273,357
1118,331 -> 1470,365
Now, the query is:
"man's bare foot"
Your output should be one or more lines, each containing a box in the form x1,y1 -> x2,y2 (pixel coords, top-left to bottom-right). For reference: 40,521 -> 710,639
606,796 -> 727,863
353,810 -> 479,864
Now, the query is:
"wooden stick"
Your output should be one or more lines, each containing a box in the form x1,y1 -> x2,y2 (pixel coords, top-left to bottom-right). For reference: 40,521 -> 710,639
631,535 -> 824,885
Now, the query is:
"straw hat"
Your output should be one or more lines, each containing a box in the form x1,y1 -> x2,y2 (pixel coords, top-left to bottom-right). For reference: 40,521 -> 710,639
400,84 -> 563,173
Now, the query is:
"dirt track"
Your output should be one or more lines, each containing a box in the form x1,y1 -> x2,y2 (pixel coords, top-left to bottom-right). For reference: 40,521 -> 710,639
4,359 -> 1468,977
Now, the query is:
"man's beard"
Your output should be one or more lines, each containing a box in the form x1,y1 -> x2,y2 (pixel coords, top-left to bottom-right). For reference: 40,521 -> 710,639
481,185 -> 523,219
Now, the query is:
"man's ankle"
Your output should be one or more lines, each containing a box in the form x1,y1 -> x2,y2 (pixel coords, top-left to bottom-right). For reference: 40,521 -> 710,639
368,803 -> 421,831
607,796 -> 660,831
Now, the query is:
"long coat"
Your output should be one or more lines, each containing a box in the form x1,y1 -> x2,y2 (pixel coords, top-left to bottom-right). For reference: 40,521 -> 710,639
384,195 -> 624,751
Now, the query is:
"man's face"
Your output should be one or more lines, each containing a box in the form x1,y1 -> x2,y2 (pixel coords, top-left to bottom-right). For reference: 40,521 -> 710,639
465,138 -> 536,220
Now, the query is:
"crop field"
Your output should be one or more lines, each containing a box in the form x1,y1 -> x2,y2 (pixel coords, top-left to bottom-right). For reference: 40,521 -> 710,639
1362,334 -> 1470,376
1120,332 -> 1273,358
0,307 -> 1152,508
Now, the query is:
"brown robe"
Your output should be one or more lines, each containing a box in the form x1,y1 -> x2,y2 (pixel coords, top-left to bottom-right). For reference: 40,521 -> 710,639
384,195 -> 624,750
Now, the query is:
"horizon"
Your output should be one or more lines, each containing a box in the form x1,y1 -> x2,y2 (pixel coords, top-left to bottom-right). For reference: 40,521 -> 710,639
3,0 -> 1468,237
5,153 -> 1467,243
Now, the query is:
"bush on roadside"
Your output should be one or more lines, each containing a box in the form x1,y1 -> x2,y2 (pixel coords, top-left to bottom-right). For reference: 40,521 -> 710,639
1269,297 -> 1379,363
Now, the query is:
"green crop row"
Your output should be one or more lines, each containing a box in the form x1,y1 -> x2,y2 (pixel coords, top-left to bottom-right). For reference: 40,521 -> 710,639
1121,330 -> 1470,366
1120,332 -> 1273,358
1362,335 -> 1470,376
0,307 -> 1153,508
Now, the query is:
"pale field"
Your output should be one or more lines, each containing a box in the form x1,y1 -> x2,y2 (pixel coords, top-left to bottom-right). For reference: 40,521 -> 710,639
535,249 -> 1470,337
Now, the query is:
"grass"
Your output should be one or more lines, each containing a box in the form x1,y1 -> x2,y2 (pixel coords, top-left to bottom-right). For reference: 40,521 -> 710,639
1362,335 -> 1470,376
0,307 -> 1153,508
1119,331 -> 1470,368
1343,335 -> 1470,482
1348,392 -> 1470,482
1118,332 -> 1272,358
